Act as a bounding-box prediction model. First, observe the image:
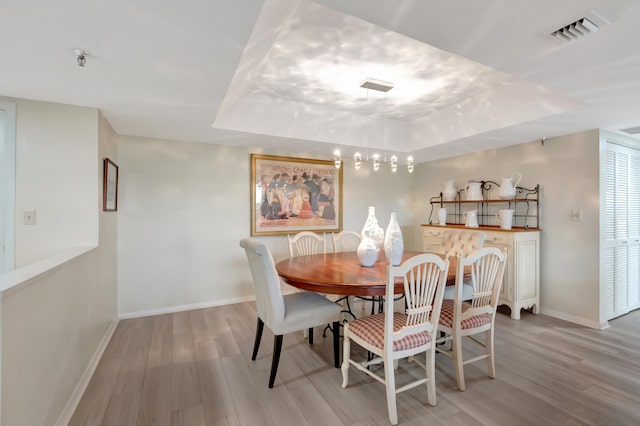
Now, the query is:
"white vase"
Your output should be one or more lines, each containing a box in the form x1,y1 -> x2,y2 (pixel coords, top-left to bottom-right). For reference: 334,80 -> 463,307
360,206 -> 384,261
442,180 -> 457,201
384,212 -> 404,266
357,235 -> 378,267
438,207 -> 447,225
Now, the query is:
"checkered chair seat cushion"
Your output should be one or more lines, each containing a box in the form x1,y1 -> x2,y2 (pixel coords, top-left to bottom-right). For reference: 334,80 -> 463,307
439,299 -> 491,329
348,312 -> 431,351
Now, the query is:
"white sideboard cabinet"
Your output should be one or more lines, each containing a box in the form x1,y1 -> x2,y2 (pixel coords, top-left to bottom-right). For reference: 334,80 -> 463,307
421,225 -> 540,319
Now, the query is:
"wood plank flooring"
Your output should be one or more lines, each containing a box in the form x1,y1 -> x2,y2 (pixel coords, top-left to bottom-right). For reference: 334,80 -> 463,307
70,303 -> 640,425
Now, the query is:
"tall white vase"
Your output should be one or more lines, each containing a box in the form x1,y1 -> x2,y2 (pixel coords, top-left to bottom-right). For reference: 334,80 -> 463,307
384,212 -> 404,266
360,206 -> 384,261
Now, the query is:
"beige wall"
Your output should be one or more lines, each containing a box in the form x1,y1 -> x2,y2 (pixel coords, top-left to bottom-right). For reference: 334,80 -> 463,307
117,136 -> 415,316
410,130 -> 602,327
2,97 -> 100,267
0,104 -> 118,426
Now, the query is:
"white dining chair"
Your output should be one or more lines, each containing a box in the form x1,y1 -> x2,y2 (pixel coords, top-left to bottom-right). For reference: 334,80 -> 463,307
341,253 -> 450,425
436,246 -> 507,391
288,231 -> 326,257
240,238 -> 341,388
332,230 -> 361,252
441,229 -> 486,300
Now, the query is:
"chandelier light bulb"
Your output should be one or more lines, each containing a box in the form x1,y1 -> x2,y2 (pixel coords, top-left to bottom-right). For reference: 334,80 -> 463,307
390,155 -> 398,173
407,156 -> 414,173
373,153 -> 380,171
354,152 -> 362,170
334,149 -> 341,169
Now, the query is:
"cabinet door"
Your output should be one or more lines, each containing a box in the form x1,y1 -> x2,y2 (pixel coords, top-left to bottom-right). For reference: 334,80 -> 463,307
514,238 -> 539,301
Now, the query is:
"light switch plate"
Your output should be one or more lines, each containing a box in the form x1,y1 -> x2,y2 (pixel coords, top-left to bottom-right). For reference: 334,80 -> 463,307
570,209 -> 583,221
24,210 -> 36,225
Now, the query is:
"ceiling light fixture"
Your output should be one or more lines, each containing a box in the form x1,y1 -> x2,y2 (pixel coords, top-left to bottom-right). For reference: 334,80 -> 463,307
332,78 -> 415,173
74,49 -> 89,67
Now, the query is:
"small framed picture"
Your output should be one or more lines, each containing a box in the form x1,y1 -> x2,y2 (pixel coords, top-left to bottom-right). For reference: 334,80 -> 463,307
103,158 -> 119,212
250,154 -> 343,236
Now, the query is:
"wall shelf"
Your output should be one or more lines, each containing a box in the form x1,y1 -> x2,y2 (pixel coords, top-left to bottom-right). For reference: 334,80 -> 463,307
428,181 -> 540,230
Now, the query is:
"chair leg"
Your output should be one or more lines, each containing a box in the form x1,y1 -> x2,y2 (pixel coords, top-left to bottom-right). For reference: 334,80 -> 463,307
384,356 -> 398,425
332,321 -> 340,368
452,333 -> 465,391
309,327 -> 314,345
341,324 -> 351,388
487,329 -> 496,378
252,318 -> 264,361
426,347 -> 436,406
268,335 -> 284,388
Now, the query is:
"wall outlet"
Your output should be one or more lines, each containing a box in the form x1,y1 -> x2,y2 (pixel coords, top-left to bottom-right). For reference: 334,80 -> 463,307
24,210 -> 36,225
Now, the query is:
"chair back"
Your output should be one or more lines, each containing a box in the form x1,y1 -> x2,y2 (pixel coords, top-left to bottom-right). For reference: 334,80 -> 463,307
288,231 -> 326,257
441,229 -> 486,257
385,253 -> 450,347
239,238 -> 285,329
332,230 -> 361,252
455,246 -> 507,321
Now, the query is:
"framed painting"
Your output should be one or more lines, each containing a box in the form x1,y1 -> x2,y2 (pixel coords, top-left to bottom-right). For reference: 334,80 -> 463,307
103,158 -> 119,212
251,154 -> 343,236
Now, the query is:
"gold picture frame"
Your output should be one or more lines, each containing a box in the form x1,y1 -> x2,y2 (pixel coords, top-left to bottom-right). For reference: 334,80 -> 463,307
250,154 -> 343,236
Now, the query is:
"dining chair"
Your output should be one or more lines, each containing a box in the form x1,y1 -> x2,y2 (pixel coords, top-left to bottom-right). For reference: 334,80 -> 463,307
436,246 -> 507,391
341,253 -> 450,425
441,229 -> 486,300
239,238 -> 341,388
288,231 -> 326,257
332,230 -> 361,252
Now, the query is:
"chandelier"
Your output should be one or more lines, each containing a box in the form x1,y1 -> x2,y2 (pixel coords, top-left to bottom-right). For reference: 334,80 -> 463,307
333,78 -> 414,173
334,150 -> 413,173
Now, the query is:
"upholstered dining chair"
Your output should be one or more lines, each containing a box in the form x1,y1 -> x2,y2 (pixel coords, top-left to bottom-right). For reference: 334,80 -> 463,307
441,229 -> 486,300
341,253 -> 450,425
332,230 -> 361,252
288,231 -> 326,257
436,246 -> 507,391
239,238 -> 341,388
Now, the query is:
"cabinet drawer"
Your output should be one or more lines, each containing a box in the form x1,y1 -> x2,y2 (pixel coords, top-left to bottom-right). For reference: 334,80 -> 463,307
484,231 -> 512,246
422,227 -> 445,238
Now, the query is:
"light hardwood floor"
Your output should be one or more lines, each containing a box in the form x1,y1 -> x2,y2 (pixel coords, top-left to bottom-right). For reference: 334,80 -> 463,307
70,303 -> 640,425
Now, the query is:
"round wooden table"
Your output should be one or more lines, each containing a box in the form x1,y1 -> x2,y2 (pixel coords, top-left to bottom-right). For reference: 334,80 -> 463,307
275,251 -> 456,297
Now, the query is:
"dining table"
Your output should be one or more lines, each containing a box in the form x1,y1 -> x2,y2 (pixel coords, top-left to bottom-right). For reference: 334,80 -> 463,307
275,251 -> 458,297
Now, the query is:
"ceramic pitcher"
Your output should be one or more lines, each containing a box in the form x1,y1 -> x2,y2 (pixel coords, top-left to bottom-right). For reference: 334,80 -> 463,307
442,180 -> 457,201
463,209 -> 479,228
498,173 -> 522,199
496,209 -> 515,229
465,182 -> 483,200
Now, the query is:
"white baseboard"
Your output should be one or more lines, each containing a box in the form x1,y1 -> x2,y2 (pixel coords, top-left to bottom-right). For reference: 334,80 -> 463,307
118,295 -> 257,319
540,308 -> 609,329
55,317 -> 119,426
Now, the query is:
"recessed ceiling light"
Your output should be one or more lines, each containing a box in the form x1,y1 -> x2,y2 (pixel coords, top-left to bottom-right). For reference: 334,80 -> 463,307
360,78 -> 394,93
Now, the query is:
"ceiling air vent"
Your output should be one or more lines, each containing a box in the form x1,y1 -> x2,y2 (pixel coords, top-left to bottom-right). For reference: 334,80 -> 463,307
551,17 -> 599,42
620,127 -> 640,135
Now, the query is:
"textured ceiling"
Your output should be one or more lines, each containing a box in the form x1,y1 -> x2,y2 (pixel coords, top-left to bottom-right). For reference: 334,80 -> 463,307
1,0 -> 640,163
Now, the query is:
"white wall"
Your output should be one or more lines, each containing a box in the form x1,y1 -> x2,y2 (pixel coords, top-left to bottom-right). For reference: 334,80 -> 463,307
0,105 -> 118,426
410,129 -> 602,327
7,97 -> 99,266
117,136 -> 415,316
